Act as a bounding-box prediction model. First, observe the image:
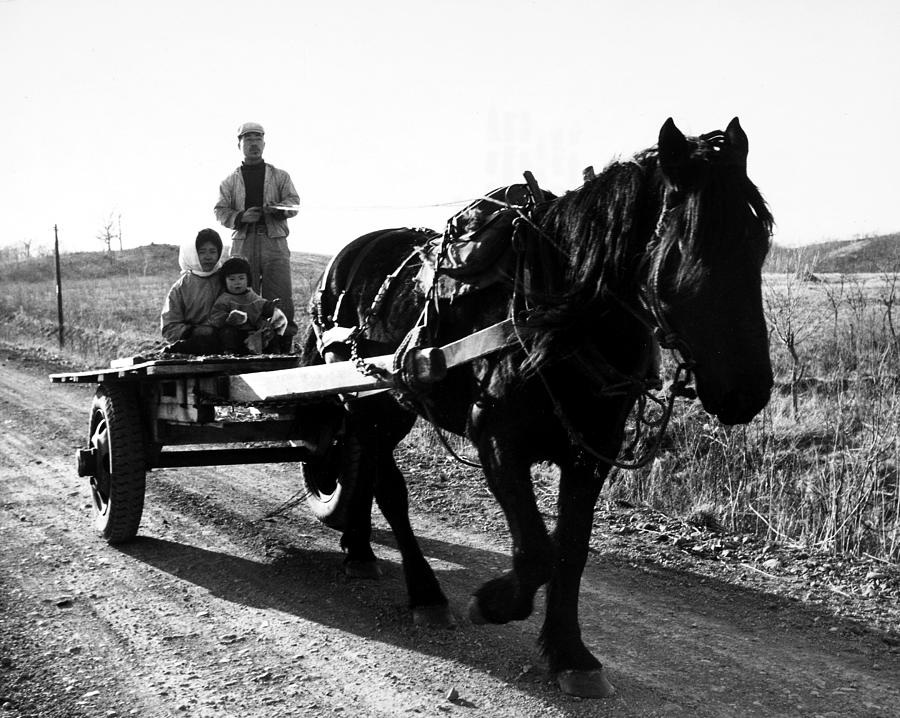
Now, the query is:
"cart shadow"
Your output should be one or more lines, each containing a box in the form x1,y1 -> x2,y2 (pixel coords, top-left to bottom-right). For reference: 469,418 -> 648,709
120,528 -> 900,715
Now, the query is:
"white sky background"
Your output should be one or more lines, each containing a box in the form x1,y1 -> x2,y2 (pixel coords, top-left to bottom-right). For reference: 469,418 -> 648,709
1,0 -> 898,256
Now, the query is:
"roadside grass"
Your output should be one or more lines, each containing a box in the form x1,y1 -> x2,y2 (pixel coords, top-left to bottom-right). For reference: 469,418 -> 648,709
2,248 -> 898,562
606,271 -> 900,561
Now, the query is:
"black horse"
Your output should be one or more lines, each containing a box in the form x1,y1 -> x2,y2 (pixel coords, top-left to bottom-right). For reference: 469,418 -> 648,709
298,118 -> 773,697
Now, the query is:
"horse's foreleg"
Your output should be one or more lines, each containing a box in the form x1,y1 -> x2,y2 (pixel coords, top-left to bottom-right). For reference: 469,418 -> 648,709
468,435 -> 556,625
541,458 -> 615,698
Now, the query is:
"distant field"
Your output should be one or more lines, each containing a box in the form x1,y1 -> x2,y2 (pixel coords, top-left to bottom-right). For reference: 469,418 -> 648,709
0,247 -> 330,358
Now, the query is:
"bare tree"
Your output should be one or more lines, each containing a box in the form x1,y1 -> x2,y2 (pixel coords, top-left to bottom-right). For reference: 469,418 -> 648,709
96,214 -> 119,253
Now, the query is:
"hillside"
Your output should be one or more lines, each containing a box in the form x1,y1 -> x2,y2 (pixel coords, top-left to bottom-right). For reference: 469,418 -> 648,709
765,232 -> 900,273
3,232 -> 900,282
0,243 -> 331,283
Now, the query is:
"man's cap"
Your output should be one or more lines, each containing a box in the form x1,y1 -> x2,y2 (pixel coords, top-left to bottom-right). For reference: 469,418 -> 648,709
237,122 -> 265,138
221,255 -> 252,279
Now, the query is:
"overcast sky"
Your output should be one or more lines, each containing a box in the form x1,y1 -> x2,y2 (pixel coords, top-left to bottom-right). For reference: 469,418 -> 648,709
2,0 -> 898,256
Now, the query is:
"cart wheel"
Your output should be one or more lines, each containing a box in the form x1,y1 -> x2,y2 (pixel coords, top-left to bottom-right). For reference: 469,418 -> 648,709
88,385 -> 146,544
301,434 -> 361,530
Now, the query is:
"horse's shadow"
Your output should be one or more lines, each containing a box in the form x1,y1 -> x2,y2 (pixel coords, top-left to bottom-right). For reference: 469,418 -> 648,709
121,527 -> 569,707
120,526 -> 520,645
121,527 -> 900,715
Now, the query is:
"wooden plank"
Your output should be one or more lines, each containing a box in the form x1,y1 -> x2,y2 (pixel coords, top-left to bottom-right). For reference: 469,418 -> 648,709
50,371 -> 102,384
156,418 -> 298,445
228,354 -> 396,402
152,446 -> 313,468
109,355 -> 151,368
440,319 -> 526,369
142,357 -> 299,377
227,320 -> 525,401
50,355 -> 300,384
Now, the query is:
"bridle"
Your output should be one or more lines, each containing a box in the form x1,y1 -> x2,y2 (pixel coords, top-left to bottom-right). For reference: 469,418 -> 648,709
639,189 -> 696,368
510,183 -> 699,469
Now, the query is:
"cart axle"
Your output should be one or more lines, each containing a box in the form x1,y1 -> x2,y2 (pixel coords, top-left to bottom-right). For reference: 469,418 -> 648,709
76,447 -> 98,477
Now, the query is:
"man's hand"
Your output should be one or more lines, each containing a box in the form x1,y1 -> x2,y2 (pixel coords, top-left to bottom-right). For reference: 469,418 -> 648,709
241,207 -> 262,223
226,310 -> 248,326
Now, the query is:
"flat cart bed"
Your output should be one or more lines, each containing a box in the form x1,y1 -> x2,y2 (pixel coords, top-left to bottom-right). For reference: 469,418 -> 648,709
50,352 -> 367,544
49,354 -> 303,384
50,320 -> 520,543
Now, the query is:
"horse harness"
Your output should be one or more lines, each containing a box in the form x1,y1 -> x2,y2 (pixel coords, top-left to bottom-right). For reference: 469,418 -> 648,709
311,178 -> 549,388
311,173 -> 698,469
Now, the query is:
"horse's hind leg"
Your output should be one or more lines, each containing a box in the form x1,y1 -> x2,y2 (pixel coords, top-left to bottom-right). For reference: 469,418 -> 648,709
372,446 -> 453,626
541,458 -> 615,698
349,398 -> 453,626
338,460 -> 380,579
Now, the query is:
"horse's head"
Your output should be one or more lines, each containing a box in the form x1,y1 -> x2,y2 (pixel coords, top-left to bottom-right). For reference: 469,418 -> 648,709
648,117 -> 773,425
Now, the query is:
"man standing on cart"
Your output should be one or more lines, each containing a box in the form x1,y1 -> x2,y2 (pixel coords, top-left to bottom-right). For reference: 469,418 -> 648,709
214,122 -> 300,352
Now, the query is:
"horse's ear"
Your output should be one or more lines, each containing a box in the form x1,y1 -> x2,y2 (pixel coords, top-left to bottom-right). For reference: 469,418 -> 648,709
725,117 -> 748,173
658,117 -> 690,188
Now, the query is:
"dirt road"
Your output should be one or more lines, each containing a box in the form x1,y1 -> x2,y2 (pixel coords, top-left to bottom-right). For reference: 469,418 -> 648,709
1,344 -> 898,717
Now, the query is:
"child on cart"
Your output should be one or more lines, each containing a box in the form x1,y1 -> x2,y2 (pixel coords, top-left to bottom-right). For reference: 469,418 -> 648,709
160,229 -> 225,355
209,256 -> 288,354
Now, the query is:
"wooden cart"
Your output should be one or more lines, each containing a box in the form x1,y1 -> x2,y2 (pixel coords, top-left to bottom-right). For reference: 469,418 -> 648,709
50,320 -> 518,543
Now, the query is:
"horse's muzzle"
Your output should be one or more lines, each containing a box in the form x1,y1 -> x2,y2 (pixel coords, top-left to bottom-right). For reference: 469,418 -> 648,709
700,373 -> 773,426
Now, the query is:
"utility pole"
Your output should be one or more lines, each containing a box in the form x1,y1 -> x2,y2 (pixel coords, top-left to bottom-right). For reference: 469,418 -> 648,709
54,225 -> 64,348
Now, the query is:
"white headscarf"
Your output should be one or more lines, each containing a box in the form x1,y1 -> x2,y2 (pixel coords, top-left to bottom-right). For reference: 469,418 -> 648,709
178,234 -> 224,277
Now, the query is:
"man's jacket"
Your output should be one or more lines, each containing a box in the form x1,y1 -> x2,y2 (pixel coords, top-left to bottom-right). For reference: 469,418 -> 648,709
214,163 -> 299,240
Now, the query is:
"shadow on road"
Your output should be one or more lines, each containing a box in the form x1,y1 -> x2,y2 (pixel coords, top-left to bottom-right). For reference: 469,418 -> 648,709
120,520 -> 900,718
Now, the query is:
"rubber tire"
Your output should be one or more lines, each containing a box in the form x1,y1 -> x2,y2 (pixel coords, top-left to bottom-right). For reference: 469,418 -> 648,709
301,433 -> 361,531
88,385 -> 146,544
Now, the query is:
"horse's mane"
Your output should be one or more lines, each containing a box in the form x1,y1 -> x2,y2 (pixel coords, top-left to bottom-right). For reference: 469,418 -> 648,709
539,153 -> 656,300
519,134 -> 773,372
516,152 -> 657,362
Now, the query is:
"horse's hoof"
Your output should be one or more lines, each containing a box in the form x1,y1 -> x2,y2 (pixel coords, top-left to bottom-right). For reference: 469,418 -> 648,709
412,605 -> 456,628
344,560 -> 381,580
557,669 -> 616,698
467,596 -> 489,625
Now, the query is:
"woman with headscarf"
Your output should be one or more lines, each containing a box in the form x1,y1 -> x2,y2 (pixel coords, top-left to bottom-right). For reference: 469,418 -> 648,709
160,228 -> 225,354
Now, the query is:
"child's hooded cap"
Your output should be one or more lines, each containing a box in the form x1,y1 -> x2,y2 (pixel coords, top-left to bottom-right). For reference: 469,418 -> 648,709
221,255 -> 252,280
